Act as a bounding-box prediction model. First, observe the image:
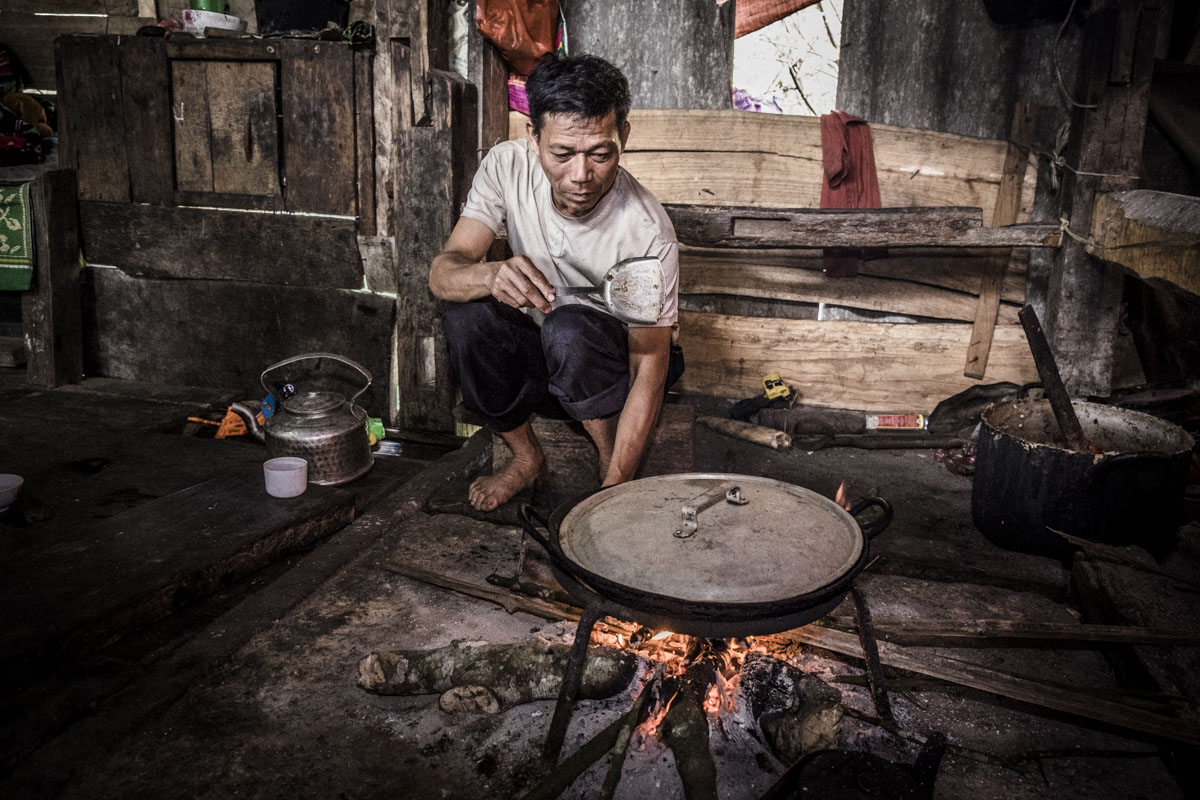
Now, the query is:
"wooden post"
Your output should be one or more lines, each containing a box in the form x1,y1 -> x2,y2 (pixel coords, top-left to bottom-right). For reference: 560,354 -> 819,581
562,0 -> 735,110
963,102 -> 1035,378
466,0 -> 511,156
1043,0 -> 1160,396
371,0 -> 451,237
377,0 -> 468,430
392,65 -> 478,431
19,170 -> 83,388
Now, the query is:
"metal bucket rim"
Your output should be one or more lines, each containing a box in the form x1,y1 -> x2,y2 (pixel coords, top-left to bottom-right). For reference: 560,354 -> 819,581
981,399 -> 1194,456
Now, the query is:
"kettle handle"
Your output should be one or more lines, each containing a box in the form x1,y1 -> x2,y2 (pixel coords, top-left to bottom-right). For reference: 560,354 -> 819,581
260,352 -> 373,406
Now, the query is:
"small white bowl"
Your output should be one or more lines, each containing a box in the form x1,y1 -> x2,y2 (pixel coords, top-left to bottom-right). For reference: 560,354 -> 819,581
0,473 -> 23,512
264,458 -> 307,498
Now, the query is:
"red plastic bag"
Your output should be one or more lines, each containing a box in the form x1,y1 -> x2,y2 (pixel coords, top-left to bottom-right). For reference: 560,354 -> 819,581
476,0 -> 559,76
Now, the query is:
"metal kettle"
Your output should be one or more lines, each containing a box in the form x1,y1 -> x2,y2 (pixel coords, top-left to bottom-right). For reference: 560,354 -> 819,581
232,353 -> 374,485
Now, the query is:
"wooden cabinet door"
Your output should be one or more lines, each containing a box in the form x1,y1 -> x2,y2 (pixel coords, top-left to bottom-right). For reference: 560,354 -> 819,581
58,35 -> 363,218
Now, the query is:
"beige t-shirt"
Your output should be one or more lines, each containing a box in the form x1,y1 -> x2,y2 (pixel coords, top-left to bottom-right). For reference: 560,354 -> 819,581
460,139 -> 679,328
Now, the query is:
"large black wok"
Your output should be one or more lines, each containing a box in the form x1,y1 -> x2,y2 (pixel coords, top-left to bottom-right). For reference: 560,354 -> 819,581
519,474 -> 891,637
517,473 -> 892,763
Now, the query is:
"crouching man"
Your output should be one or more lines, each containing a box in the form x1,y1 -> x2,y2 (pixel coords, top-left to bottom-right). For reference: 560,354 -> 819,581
429,54 -> 682,511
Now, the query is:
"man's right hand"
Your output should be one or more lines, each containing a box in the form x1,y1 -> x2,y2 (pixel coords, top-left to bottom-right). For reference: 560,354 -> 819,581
431,217 -> 556,312
488,255 -> 556,314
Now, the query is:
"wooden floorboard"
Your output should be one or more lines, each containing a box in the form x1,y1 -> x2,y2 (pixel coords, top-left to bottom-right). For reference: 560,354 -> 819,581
0,472 -> 355,684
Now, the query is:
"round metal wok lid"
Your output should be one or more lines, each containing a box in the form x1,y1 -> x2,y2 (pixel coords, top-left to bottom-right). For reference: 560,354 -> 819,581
555,473 -> 865,605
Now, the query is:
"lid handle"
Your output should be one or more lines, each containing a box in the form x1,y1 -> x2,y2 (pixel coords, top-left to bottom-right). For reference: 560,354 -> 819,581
674,484 -> 749,538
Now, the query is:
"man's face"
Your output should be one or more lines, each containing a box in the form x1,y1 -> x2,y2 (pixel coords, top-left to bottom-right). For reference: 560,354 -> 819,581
530,111 -> 629,218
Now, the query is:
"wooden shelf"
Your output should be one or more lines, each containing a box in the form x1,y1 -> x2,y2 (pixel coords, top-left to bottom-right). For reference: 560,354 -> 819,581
664,204 -> 1061,249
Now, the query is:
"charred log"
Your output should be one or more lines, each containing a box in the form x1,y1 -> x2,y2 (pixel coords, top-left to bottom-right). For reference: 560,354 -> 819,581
659,640 -> 724,800
739,652 -> 844,763
357,640 -> 640,712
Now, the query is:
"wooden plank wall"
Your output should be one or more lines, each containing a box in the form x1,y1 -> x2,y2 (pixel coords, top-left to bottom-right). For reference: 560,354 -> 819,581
0,2 -> 261,91
34,1 -> 507,429
55,33 -> 393,410
508,110 -> 1037,221
509,109 -> 1038,411
562,0 -> 735,110
678,314 -> 1037,411
0,2 -> 150,90
837,0 -> 1072,142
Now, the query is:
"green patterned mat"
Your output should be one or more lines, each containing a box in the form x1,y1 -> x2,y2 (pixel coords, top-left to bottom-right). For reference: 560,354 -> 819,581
0,183 -> 33,291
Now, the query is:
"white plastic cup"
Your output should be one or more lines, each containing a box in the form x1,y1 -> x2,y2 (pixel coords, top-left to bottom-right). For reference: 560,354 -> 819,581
264,457 -> 308,498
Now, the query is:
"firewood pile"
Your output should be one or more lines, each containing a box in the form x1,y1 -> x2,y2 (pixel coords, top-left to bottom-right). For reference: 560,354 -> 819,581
360,619 -> 843,798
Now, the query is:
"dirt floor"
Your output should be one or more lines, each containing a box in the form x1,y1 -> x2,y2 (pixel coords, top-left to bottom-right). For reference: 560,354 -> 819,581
2,372 -> 1199,799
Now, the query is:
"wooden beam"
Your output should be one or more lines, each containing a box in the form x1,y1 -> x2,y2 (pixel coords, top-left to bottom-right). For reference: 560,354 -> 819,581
680,257 -> 1022,324
165,37 -> 285,61
0,1 -> 137,12
1087,190 -> 1200,297
781,625 -> 1200,747
17,170 -> 83,388
964,102 -> 1035,378
119,36 -> 173,206
1044,0 -> 1160,396
681,247 -> 1028,302
79,202 -> 364,289
466,0 -> 511,156
56,35 -> 130,202
509,109 -> 1038,223
665,205 -> 1061,249
675,312 -> 1037,411
858,619 -> 1200,648
392,66 -> 478,431
7,13 -> 149,90
354,49 -> 377,236
84,267 -> 395,414
562,0 -> 735,110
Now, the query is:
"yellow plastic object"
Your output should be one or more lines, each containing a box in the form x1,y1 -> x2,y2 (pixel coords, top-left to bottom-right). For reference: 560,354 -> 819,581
762,371 -> 790,401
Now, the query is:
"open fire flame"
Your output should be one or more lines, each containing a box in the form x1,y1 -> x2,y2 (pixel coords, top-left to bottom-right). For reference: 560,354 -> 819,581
634,688 -> 676,739
593,627 -> 769,741
834,480 -> 852,510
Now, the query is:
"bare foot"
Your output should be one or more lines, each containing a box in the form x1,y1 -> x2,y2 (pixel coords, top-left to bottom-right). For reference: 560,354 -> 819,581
469,451 -> 542,511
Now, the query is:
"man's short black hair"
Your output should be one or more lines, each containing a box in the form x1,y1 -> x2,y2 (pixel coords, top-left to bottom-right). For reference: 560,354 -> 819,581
526,54 -> 632,135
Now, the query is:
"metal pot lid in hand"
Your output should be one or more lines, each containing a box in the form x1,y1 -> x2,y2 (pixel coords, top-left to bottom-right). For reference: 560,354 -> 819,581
556,473 -> 865,605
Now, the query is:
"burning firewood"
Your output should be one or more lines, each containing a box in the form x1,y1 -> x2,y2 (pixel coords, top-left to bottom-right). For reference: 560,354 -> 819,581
738,652 -> 844,763
658,639 -> 726,800
357,640 -> 641,713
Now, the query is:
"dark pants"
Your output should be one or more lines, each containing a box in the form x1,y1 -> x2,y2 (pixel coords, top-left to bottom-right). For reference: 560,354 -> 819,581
442,298 -> 683,433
